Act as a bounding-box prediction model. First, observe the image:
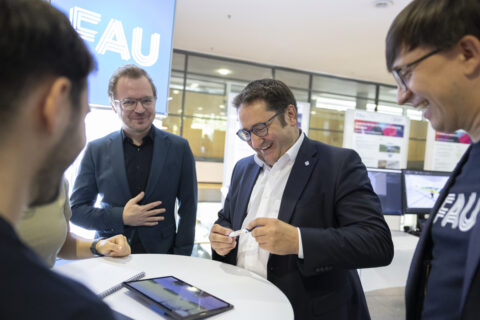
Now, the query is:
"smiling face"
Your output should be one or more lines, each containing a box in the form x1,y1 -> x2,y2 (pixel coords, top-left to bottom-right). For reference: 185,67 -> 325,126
238,100 -> 299,167
393,45 -> 469,134
112,76 -> 155,138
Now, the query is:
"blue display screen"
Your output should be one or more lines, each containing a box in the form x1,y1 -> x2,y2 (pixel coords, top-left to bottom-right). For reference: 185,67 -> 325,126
367,168 -> 403,215
51,0 -> 176,114
127,276 -> 230,317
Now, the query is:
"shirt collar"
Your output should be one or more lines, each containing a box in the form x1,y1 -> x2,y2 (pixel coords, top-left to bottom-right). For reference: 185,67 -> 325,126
121,125 -> 155,144
254,130 -> 305,168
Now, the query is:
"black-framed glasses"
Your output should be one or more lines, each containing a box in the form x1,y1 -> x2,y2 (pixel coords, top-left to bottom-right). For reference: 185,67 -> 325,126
113,96 -> 156,111
392,48 -> 442,91
236,111 -> 283,142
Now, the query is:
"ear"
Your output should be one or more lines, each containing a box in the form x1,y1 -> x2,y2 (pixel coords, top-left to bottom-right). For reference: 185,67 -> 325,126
110,97 -> 119,114
41,77 -> 72,134
457,35 -> 480,76
286,104 -> 298,126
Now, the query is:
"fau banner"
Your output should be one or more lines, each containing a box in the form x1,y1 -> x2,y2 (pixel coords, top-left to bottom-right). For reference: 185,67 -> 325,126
51,0 -> 176,114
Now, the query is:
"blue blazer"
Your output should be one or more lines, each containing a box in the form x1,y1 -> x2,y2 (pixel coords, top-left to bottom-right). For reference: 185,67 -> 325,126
213,137 -> 393,320
405,146 -> 480,320
70,127 -> 197,255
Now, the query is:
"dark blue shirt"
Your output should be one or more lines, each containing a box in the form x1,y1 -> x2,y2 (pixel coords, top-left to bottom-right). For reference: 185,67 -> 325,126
422,142 -> 480,319
0,216 -> 114,319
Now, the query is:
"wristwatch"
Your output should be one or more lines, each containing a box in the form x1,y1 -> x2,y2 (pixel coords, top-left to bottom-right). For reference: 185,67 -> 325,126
90,237 -> 106,256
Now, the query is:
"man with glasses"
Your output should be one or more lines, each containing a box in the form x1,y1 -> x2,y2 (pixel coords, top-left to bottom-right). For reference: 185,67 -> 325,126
386,1 -> 480,319
71,65 -> 197,255
209,79 -> 393,319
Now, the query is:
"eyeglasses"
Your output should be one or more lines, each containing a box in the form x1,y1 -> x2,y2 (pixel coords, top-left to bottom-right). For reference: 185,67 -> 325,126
236,111 -> 283,142
392,48 -> 442,91
113,96 -> 155,111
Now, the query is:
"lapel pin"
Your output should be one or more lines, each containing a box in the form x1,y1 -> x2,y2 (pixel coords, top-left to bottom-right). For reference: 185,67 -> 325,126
305,161 -> 310,166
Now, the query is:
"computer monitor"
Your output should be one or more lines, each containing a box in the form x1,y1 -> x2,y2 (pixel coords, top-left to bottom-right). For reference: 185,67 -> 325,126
402,169 -> 451,214
367,168 -> 402,215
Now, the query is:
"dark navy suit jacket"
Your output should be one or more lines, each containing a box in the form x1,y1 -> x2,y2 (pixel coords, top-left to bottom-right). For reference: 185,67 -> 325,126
70,127 -> 197,255
213,137 -> 394,320
406,146 -> 480,320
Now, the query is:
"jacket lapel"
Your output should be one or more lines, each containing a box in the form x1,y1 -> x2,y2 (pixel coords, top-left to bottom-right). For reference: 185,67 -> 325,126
144,127 -> 170,199
110,131 -> 131,200
233,159 -> 261,229
278,137 -> 317,223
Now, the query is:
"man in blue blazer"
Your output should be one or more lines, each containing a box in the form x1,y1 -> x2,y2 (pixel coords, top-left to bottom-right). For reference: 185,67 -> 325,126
71,65 -> 197,255
209,79 -> 393,319
386,0 -> 480,319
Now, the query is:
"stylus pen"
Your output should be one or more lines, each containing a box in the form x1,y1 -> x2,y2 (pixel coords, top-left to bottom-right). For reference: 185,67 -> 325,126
228,225 -> 258,238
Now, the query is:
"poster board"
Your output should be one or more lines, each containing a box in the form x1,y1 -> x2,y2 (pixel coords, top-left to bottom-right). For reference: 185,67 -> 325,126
424,125 -> 470,171
343,110 -> 410,169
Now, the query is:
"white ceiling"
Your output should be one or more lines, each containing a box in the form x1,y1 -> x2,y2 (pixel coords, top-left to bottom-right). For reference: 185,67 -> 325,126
173,0 -> 412,86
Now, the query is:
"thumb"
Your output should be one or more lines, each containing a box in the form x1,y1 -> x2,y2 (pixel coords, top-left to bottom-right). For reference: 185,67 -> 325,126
130,191 -> 145,204
96,240 -> 116,256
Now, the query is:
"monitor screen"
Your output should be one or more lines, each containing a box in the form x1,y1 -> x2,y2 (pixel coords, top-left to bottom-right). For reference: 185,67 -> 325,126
367,168 -> 402,215
402,170 -> 451,214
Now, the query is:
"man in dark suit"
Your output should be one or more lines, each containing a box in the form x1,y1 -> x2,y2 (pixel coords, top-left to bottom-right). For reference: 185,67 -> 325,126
0,0 -> 116,318
71,65 -> 197,255
386,0 -> 480,319
209,79 -> 393,319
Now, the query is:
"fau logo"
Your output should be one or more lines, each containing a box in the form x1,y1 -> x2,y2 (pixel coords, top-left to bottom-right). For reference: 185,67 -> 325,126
69,7 -> 160,67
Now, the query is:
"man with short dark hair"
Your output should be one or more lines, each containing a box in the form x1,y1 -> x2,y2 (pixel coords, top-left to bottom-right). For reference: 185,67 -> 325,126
0,0 -> 115,318
386,0 -> 480,319
71,64 -> 197,255
209,79 -> 394,319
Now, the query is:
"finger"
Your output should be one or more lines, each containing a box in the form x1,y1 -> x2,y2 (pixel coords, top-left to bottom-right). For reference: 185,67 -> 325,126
145,216 -> 164,222
142,221 -> 159,226
211,224 -> 233,236
210,232 -> 234,243
144,208 -> 166,216
129,191 -> 145,204
142,201 -> 163,211
247,217 -> 270,230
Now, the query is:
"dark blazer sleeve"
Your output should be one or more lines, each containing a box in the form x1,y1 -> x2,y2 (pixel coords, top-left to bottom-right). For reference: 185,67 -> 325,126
298,149 -> 394,276
173,140 -> 198,255
70,142 -> 125,234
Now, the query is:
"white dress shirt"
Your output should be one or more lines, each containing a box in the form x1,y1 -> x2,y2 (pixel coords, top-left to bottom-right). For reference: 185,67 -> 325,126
237,132 -> 305,278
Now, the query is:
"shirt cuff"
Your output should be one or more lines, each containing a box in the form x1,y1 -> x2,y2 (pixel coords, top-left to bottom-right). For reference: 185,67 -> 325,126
297,227 -> 304,259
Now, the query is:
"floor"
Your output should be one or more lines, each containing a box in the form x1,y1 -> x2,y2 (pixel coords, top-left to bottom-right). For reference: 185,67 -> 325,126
366,287 -> 405,320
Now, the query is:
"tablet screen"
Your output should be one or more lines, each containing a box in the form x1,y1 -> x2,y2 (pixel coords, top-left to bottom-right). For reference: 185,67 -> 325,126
123,276 -> 233,320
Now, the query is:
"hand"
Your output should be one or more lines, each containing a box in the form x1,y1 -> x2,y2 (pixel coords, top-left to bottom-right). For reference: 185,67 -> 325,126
209,224 -> 237,256
248,218 -> 299,255
96,235 -> 131,257
122,191 -> 165,226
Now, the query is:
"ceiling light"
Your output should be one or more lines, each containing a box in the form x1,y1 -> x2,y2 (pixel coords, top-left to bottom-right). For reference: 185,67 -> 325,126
216,68 -> 232,76
173,90 -> 180,94
190,83 -> 199,89
374,0 -> 393,8
219,105 -> 225,109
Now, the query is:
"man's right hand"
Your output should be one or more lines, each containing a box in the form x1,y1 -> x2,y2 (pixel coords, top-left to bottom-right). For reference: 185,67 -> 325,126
209,224 -> 237,256
122,191 -> 165,226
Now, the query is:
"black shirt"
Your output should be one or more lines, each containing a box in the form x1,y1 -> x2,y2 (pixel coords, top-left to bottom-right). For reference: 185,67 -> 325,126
422,142 -> 480,319
121,126 -> 154,198
0,216 -> 114,319
121,126 -> 155,253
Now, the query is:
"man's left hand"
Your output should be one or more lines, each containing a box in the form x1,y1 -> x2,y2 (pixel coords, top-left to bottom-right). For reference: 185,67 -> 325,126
96,234 -> 131,257
247,218 -> 299,255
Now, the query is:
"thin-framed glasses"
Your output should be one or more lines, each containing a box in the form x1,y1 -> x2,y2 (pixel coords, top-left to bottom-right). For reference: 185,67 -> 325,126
236,111 -> 283,142
113,96 -> 155,111
392,48 -> 442,91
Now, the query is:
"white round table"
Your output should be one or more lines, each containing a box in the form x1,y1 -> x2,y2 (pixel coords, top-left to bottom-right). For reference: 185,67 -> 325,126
55,254 -> 293,319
